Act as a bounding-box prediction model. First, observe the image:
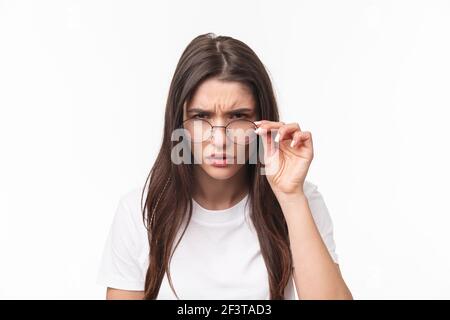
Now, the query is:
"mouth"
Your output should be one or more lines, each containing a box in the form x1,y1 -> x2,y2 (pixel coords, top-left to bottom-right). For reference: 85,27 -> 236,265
205,154 -> 236,166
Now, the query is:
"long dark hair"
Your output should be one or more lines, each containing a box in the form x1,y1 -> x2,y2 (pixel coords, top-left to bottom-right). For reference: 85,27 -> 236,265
141,33 -> 292,299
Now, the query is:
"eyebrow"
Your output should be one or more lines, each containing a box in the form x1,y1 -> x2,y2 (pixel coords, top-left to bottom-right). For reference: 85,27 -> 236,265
187,107 -> 254,115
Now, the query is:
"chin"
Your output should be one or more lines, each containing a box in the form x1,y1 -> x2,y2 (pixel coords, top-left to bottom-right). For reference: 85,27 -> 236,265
200,163 -> 243,180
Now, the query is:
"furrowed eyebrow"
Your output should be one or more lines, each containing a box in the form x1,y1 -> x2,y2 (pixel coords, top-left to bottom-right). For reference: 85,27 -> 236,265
187,108 -> 211,114
186,107 -> 254,115
227,108 -> 254,115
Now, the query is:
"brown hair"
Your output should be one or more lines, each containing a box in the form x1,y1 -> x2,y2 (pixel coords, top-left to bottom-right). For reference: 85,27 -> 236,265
141,33 -> 292,299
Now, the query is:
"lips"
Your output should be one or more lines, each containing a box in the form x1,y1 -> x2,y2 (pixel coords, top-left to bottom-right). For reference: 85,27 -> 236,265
207,154 -> 235,160
206,154 -> 235,166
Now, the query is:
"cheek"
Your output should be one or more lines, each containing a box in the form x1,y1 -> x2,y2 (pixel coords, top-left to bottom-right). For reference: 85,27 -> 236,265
190,142 -> 205,162
190,141 -> 215,163
234,144 -> 248,164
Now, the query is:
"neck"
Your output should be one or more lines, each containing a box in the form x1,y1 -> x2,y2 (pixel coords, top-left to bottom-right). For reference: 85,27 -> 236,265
192,166 -> 249,210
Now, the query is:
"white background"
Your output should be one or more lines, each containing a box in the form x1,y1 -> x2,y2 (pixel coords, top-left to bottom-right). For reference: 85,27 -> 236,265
1,0 -> 449,299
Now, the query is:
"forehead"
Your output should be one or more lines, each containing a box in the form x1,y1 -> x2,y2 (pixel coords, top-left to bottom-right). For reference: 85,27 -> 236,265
186,78 -> 255,111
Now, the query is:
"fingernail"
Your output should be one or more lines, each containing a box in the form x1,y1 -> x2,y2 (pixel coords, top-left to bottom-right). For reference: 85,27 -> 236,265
274,133 -> 280,143
290,140 -> 296,148
254,120 -> 262,125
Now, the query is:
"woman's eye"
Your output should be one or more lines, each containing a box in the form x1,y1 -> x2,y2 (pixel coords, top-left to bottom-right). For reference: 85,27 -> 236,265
194,114 -> 208,119
230,113 -> 246,119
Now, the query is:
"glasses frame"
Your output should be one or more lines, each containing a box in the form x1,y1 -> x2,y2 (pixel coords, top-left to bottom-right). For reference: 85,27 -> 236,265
181,117 -> 258,144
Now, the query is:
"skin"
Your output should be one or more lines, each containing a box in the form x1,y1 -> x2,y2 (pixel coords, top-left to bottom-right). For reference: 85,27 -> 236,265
184,78 -> 257,209
255,120 -> 353,299
106,77 -> 352,299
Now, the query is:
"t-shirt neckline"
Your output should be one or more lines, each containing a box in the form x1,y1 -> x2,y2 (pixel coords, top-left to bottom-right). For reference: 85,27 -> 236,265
191,193 -> 250,225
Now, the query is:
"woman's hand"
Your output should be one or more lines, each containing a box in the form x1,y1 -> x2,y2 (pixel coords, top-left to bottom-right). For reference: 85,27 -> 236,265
254,120 -> 314,198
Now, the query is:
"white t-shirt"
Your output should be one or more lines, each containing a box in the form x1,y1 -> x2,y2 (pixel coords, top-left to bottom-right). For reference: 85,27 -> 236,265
97,180 -> 339,299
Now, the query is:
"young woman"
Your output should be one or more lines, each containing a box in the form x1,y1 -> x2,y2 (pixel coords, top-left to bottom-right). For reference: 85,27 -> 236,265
97,33 -> 352,300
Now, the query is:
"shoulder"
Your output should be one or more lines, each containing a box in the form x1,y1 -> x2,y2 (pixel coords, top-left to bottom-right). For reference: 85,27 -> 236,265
303,179 -> 319,197
113,187 -> 148,245
118,187 -> 146,221
303,180 -> 329,217
302,179 -> 334,234
97,187 -> 149,290
302,179 -> 339,263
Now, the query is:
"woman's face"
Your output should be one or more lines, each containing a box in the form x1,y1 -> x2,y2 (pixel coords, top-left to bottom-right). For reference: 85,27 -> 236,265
183,78 -> 257,180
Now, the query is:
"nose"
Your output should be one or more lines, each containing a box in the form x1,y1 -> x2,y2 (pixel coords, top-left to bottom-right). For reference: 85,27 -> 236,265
210,126 -> 227,147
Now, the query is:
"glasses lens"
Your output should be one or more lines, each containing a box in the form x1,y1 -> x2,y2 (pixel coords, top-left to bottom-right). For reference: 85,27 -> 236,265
227,120 -> 257,145
183,119 -> 211,142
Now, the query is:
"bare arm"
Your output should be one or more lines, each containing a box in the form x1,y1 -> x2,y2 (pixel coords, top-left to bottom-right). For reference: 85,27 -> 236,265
279,193 -> 353,300
106,287 -> 145,300
253,120 -> 352,299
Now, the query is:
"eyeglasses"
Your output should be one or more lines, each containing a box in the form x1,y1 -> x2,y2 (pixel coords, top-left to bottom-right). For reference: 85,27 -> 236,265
181,118 -> 258,145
